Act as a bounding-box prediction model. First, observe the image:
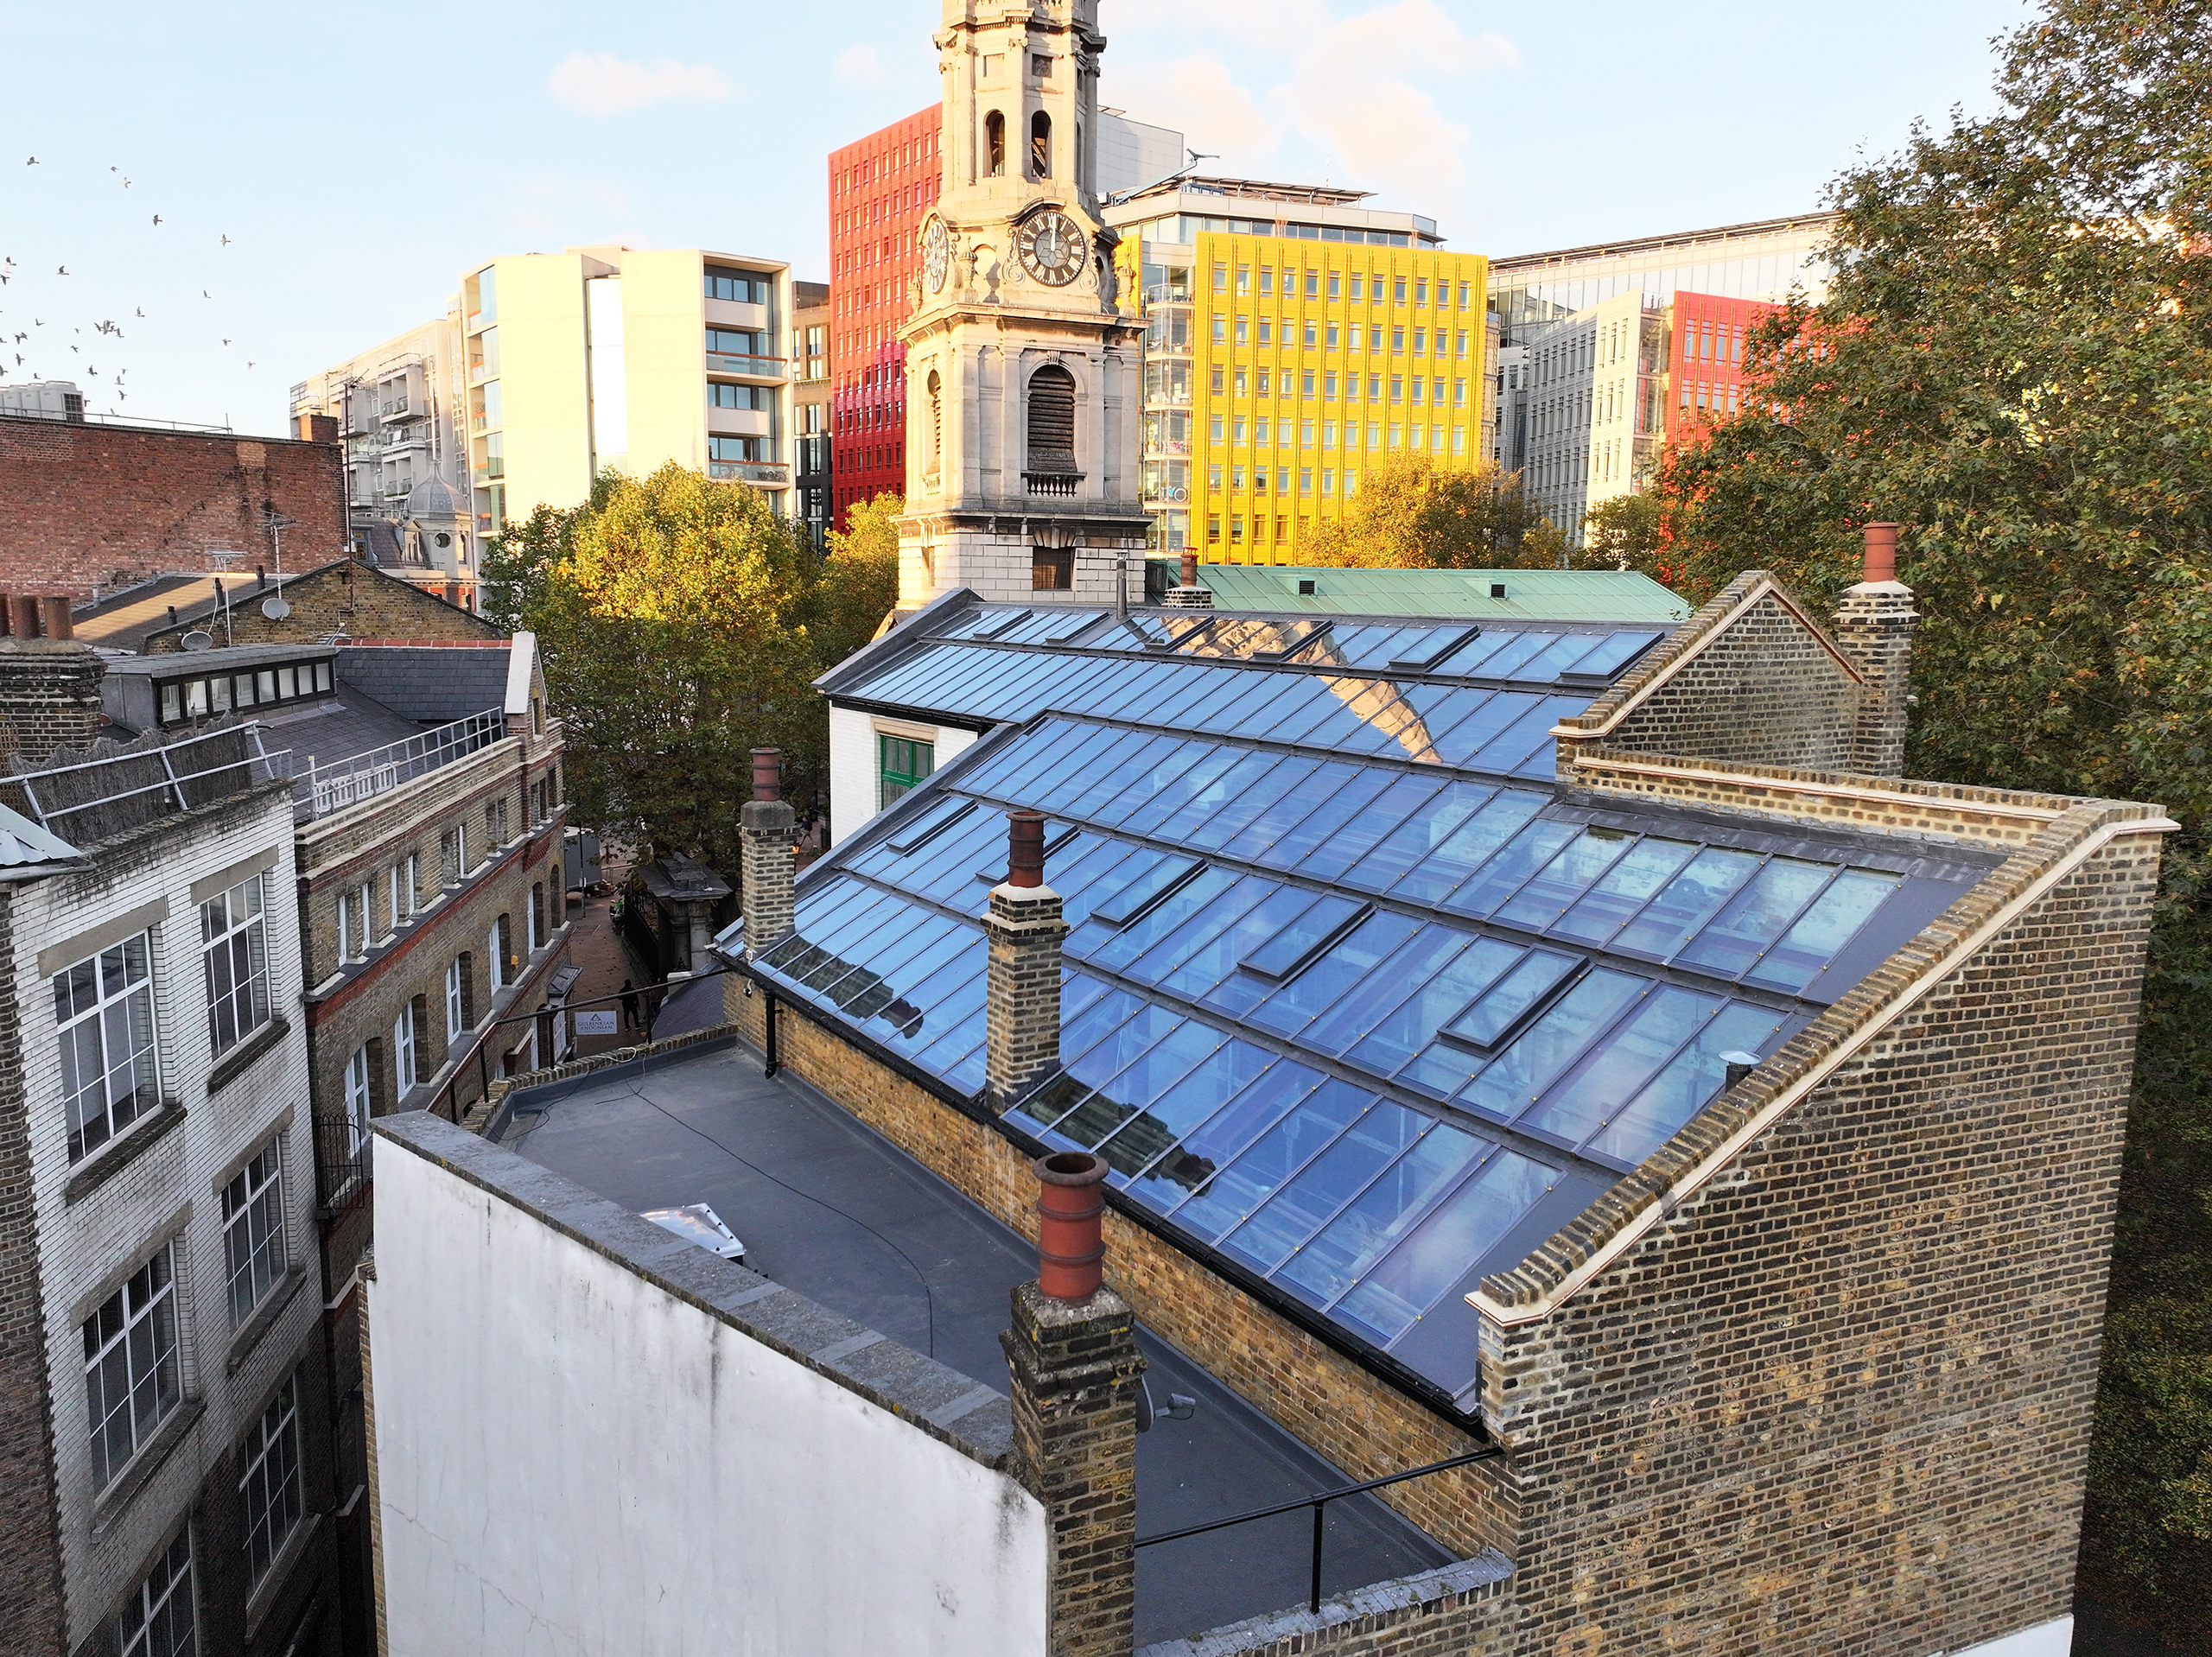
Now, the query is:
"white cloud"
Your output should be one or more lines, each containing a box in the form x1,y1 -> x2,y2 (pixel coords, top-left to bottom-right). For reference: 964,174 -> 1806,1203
545,51 -> 731,117
1131,53 -> 1284,168
834,44 -> 886,87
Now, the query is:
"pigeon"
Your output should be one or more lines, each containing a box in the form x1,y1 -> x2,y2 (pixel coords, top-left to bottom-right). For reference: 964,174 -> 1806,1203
134,308 -> 143,317
246,361 -> 253,370
24,156 -> 35,165
0,274 -> 8,286
219,235 -> 230,246
55,265 -> 67,275
222,338 -> 231,346
122,178 -> 130,188
201,289 -> 209,299
152,215 -> 161,225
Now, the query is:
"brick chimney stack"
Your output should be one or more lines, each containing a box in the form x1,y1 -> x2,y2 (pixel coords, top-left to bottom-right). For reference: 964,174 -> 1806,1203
1161,549 -> 1214,611
1001,1151 -> 1147,1657
0,637 -> 106,765
1831,521 -> 1917,778
985,810 -> 1068,1113
739,747 -> 798,957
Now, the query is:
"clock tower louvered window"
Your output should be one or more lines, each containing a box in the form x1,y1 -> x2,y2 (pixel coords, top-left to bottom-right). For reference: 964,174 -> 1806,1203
1027,366 -> 1077,479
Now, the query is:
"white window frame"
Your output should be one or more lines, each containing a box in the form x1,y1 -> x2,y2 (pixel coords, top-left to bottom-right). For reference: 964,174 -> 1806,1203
346,1043 -> 373,1152
201,874 -> 271,1057
53,930 -> 160,1164
84,1244 -> 181,1489
238,1378 -> 303,1585
220,1136 -> 288,1326
111,1524 -> 196,1657
393,1001 -> 416,1098
488,923 -> 505,992
445,958 -> 465,1040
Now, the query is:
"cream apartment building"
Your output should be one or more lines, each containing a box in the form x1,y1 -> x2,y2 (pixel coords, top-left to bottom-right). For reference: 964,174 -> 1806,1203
296,247 -> 799,583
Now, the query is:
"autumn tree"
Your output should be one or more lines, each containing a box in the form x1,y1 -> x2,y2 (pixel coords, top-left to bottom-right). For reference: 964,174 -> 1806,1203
525,464 -> 836,874
1304,453 -> 1596,568
806,490 -> 903,668
1629,0 -> 2212,1636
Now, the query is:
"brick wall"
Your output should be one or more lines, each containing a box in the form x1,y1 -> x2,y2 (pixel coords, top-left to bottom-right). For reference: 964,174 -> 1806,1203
0,417 -> 344,599
138,560 -> 496,655
725,979 -> 1516,1563
0,639 -> 105,765
0,883 -> 69,1656
1479,805 -> 2164,1655
1560,574 -> 1866,777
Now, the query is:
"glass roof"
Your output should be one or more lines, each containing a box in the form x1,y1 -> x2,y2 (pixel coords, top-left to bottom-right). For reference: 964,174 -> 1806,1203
735,711 -> 1986,1411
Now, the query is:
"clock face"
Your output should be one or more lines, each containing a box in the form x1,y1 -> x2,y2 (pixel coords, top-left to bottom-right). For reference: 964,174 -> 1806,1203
1018,210 -> 1088,287
922,217 -> 950,294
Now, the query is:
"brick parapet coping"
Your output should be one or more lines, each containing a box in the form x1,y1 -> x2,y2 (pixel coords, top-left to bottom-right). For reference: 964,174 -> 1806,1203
1473,792 -> 2177,1325
374,1108 -> 1018,1471
1132,1552 -> 1513,1657
1559,569 -> 1863,740
465,1020 -> 741,1140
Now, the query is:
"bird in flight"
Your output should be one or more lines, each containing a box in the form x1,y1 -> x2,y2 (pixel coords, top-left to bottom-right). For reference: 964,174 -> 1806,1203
134,308 -> 143,317
152,214 -> 161,225
219,234 -> 231,247
55,265 -> 67,276
24,157 -> 35,165
201,289 -> 210,299
222,338 -> 231,346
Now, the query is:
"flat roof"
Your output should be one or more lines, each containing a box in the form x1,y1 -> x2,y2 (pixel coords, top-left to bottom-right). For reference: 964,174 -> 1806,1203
503,1037 -> 1452,1644
1489,212 -> 1840,273
101,640 -> 337,676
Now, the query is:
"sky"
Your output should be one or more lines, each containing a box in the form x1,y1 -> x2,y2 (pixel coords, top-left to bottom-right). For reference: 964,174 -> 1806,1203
0,0 -> 2031,437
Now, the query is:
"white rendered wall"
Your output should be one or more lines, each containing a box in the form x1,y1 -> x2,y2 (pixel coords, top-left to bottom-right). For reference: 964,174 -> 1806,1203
1940,1616 -> 2074,1657
829,702 -> 975,846
371,1146 -> 1048,1656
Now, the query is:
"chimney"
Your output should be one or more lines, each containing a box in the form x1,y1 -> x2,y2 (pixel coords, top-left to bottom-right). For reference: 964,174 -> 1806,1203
0,638 -> 107,765
1831,521 -> 1917,778
986,810 -> 1068,1113
1001,1151 -> 1147,1657
740,747 -> 798,958
1161,549 -> 1213,611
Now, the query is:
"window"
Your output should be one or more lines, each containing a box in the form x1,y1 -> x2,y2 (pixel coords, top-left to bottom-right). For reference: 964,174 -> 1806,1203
201,875 -> 270,1057
111,1525 -> 195,1657
54,933 -> 158,1164
345,1043 -> 373,1154
1211,316 -> 1225,345
496,912 -> 515,987
84,1245 -> 180,1489
704,327 -> 767,356
1370,327 -> 1384,352
703,267 -> 769,303
1328,271 -> 1341,299
1256,370 -> 1270,396
1207,515 -> 1221,543
1301,371 -> 1315,397
1031,52 -> 1051,76
708,382 -> 767,409
1029,111 -> 1051,178
1300,467 -> 1313,495
1348,275 -> 1363,301
1324,373 -> 1337,399
1230,515 -> 1245,544
221,1138 -> 287,1326
1235,316 -> 1249,345
1414,279 -> 1427,306
880,735 -> 935,809
1212,263 -> 1227,293
531,884 -> 544,952
394,1001 -> 418,1098
238,1379 -> 302,1585
1258,268 -> 1273,296
1394,277 -> 1407,303
446,958 -> 466,1041
1256,320 -> 1271,346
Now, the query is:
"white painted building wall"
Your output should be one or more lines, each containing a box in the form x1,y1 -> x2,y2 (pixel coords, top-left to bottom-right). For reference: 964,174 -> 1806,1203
369,1140 -> 1050,1655
828,702 -> 978,847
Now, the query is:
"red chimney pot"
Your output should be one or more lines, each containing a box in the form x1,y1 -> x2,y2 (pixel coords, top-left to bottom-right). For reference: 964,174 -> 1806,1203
1006,809 -> 1046,887
1034,1151 -> 1108,1301
1863,522 -> 1898,584
751,747 -> 782,803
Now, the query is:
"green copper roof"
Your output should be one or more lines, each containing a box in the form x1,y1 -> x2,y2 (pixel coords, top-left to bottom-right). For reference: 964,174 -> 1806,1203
1173,563 -> 1693,625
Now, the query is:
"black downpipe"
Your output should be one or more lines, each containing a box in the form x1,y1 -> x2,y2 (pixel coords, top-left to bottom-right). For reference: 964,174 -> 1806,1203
763,991 -> 779,1078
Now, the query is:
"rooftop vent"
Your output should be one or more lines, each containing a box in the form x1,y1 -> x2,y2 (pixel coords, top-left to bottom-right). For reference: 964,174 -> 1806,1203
1490,582 -> 1508,600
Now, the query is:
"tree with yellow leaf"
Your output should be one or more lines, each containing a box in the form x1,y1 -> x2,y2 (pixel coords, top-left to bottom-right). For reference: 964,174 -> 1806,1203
1302,452 -> 1592,569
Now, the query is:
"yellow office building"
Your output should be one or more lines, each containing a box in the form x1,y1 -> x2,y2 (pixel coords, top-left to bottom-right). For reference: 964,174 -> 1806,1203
1104,180 -> 1490,562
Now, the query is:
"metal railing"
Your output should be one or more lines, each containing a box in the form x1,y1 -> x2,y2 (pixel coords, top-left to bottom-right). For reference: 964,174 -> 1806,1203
297,708 -> 505,819
4,725 -> 292,839
709,460 -> 789,485
1134,1446 -> 1502,1616
706,352 -> 786,378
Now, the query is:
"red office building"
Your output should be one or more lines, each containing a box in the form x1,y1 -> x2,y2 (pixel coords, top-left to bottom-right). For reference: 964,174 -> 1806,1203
828,107 -> 940,530
1662,291 -> 1783,441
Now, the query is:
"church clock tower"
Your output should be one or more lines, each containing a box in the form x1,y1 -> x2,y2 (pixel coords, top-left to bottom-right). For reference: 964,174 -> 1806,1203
896,0 -> 1149,606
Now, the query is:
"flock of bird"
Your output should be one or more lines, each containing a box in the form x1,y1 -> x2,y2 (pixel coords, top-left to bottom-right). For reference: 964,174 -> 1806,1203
4,156 -> 251,411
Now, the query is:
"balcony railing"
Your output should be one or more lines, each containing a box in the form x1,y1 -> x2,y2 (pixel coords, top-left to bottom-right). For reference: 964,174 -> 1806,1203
706,352 -> 786,378
709,460 -> 790,485
1140,484 -> 1191,503
1142,283 -> 1193,306
473,458 -> 505,485
381,397 -> 412,418
297,708 -> 505,820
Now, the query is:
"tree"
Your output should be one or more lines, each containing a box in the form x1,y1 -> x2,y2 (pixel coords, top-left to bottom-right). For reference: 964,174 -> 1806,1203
1580,492 -> 1671,581
1304,453 -> 1595,568
1631,1 -> 2212,1638
808,491 -> 902,668
478,471 -> 621,633
524,464 -> 827,875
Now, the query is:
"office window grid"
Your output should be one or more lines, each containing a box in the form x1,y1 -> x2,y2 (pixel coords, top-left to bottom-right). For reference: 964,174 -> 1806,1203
112,1526 -> 195,1657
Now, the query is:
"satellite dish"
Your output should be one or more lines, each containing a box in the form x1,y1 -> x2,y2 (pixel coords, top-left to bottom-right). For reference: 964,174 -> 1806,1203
261,596 -> 291,620
180,631 -> 215,651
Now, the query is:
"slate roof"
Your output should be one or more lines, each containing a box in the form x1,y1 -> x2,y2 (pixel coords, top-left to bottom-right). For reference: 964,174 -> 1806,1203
334,644 -> 511,724
744,594 -> 1998,1415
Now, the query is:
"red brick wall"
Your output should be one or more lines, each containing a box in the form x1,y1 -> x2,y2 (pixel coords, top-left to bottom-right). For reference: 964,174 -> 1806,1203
0,416 -> 345,598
